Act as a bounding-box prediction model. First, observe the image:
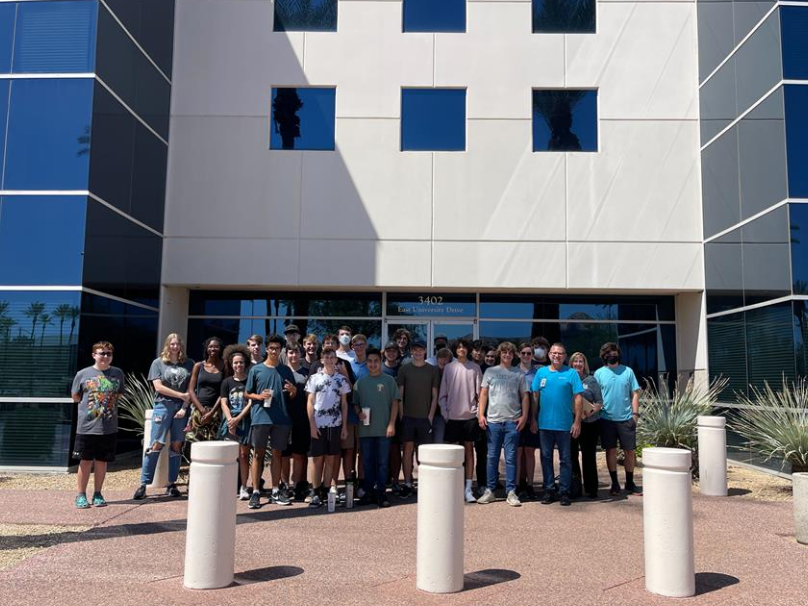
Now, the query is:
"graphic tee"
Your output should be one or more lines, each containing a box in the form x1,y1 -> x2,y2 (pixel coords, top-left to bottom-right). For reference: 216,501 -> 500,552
481,366 -> 525,423
148,358 -> 195,406
305,370 -> 351,429
72,366 -> 125,435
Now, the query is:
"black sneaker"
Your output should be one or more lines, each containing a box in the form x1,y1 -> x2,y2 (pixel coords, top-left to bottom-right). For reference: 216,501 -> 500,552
378,494 -> 391,508
133,484 -> 147,500
399,485 -> 413,499
609,484 -> 622,496
308,494 -> 322,509
541,490 -> 555,505
271,489 -> 292,506
559,493 -> 571,506
525,485 -> 536,501
391,483 -> 402,495
625,483 -> 643,496
248,492 -> 261,509
166,484 -> 181,498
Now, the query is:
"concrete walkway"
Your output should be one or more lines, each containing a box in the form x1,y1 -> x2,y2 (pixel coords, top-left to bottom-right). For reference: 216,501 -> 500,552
1,484 -> 806,606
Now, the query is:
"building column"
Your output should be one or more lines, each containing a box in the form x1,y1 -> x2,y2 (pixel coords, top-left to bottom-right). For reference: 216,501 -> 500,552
675,291 -> 708,389
158,286 -> 190,342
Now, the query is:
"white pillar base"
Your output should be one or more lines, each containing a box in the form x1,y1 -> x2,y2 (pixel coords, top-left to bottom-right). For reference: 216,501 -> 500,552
697,415 -> 727,496
794,472 -> 808,545
143,409 -> 170,491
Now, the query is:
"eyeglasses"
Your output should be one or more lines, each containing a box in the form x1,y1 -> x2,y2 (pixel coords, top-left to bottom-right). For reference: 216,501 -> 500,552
267,346 -> 282,352
520,351 -> 532,356
95,351 -> 113,357
549,351 -> 566,357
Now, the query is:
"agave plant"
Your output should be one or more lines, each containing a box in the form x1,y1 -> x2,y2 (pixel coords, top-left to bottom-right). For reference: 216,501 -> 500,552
117,373 -> 155,438
730,378 -> 808,473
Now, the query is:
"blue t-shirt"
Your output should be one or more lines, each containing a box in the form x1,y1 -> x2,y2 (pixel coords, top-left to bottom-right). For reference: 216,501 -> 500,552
594,364 -> 641,421
531,365 -> 584,431
245,363 -> 294,426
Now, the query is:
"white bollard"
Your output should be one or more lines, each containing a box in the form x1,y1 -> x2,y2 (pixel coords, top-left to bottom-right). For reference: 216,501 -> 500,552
794,472 -> 808,545
697,415 -> 728,496
416,444 -> 464,594
142,409 -> 170,491
184,441 -> 239,590
643,447 -> 695,598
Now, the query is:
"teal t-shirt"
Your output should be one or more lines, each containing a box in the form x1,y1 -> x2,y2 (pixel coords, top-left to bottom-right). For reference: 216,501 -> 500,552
354,373 -> 400,438
245,363 -> 293,426
531,365 -> 584,431
594,364 -> 641,421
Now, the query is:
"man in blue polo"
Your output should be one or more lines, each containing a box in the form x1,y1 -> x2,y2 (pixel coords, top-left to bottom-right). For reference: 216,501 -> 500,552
530,342 -> 583,507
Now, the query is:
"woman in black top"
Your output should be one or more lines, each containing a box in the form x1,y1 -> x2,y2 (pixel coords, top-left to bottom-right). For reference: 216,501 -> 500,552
188,336 -> 225,442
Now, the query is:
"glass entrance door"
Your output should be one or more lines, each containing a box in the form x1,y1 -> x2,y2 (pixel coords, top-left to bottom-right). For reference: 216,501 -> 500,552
385,321 -> 475,358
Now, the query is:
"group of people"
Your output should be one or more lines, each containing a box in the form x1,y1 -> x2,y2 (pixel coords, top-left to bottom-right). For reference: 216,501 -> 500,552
70,325 -> 643,510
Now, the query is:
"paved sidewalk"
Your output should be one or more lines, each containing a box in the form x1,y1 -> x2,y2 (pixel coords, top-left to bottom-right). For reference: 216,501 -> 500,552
1,482 -> 806,606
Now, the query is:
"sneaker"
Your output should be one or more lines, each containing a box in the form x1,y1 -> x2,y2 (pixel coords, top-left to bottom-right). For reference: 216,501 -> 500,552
560,493 -> 571,507
308,494 -> 322,509
133,484 -> 147,500
304,487 -> 316,503
476,489 -> 496,504
625,483 -> 643,495
391,483 -> 402,495
506,491 -> 522,507
248,492 -> 261,509
525,485 -> 536,501
465,488 -> 477,503
92,493 -> 107,507
378,494 -> 391,508
166,484 -> 181,498
75,494 -> 90,509
239,486 -> 250,501
271,489 -> 292,506
541,490 -> 555,505
399,485 -> 413,499
609,484 -> 622,496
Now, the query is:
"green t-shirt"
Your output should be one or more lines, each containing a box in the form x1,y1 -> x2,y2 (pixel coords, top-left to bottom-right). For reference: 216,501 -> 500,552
354,373 -> 401,438
396,362 -> 439,418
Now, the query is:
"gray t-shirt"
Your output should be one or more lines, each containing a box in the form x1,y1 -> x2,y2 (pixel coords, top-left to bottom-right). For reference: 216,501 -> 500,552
72,366 -> 125,435
481,365 -> 525,423
148,358 -> 195,406
582,374 -> 604,423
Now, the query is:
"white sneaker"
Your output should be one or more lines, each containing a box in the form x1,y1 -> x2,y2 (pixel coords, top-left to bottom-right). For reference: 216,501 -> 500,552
506,490 -> 522,507
476,488 -> 496,504
465,488 -> 477,503
239,486 -> 250,501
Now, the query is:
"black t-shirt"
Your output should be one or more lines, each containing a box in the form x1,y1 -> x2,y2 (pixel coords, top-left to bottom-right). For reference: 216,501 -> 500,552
286,366 -> 310,425
219,376 -> 247,415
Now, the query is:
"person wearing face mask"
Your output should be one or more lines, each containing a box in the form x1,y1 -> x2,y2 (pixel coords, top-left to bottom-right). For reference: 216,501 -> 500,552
531,336 -> 550,367
594,342 -> 642,496
337,326 -> 356,362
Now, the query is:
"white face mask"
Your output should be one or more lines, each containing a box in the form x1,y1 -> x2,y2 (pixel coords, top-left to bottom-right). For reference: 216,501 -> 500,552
339,334 -> 351,346
534,347 -> 547,359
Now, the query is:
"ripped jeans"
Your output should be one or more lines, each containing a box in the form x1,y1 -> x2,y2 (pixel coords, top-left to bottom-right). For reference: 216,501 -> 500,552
141,401 -> 186,485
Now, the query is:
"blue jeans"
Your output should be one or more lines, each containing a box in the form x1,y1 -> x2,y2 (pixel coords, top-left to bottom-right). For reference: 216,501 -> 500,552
539,429 -> 572,495
431,415 -> 446,444
141,401 -> 186,485
486,421 -> 519,493
359,436 -> 391,496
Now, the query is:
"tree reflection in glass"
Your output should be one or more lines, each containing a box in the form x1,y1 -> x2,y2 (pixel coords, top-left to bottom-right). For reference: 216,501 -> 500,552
274,0 -> 337,32
272,88 -> 303,150
532,0 -> 595,33
532,90 -> 597,152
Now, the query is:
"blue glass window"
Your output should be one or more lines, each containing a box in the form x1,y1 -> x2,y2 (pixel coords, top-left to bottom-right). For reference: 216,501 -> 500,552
102,0 -> 175,75
790,203 -> 808,295
270,88 -> 335,151
0,3 -> 15,73
533,90 -> 597,152
13,0 -> 97,73
274,0 -> 336,32
0,80 -> 9,175
401,89 -> 466,152
4,78 -> 93,190
403,0 -> 465,33
533,0 -> 595,33
781,6 -> 808,80
785,85 -> 808,198
0,196 -> 86,285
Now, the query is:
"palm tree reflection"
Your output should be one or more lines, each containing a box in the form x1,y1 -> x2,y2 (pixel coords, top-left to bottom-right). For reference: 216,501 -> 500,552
533,90 -> 587,151
272,89 -> 303,150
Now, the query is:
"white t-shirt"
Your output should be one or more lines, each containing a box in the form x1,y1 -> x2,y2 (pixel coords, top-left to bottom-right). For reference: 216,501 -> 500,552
305,370 -> 351,428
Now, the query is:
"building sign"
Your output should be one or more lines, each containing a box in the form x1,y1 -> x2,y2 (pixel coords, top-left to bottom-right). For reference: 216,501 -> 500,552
386,294 -> 476,317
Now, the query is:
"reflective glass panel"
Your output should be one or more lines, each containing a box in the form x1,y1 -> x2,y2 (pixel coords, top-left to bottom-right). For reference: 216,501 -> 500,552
386,294 -> 476,318
401,88 -> 466,152
0,3 -> 15,73
403,0 -> 465,33
0,290 -> 81,398
785,85 -> 808,198
742,207 -> 791,305
0,80 -> 9,174
697,0 -> 734,82
781,6 -> 808,80
795,300 -> 807,378
102,0 -> 175,75
270,87 -> 335,151
733,10 -> 782,114
273,0 -> 336,32
734,0 -> 777,45
0,196 -> 86,285
790,204 -> 808,295
707,312 -> 748,398
13,0 -> 97,73
479,321 -> 558,349
130,120 -> 167,232
532,90 -> 597,152
479,294 -> 673,321
0,402 -> 74,467
745,302 -> 795,390
188,291 -> 382,318
532,0 -> 595,33
701,126 -> 741,238
699,57 -> 737,144
4,78 -> 93,190
705,228 -> 743,315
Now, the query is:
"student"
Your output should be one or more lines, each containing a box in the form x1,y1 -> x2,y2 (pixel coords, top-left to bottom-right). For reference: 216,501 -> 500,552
247,334 -> 264,366
382,340 -> 401,378
279,323 -> 305,366
337,325 -> 356,362
244,334 -> 297,508
425,334 -> 450,366
188,337 -> 225,442
71,341 -> 125,508
354,348 -> 399,507
431,347 -> 453,443
440,338 -> 483,503
305,347 -> 350,509
395,339 -> 440,499
516,341 -> 540,500
218,345 -> 252,499
282,345 -> 311,501
381,341 -> 403,489
476,342 -> 529,507
393,328 -> 412,364
340,333 -> 370,493
134,333 -> 195,500
301,333 -> 319,372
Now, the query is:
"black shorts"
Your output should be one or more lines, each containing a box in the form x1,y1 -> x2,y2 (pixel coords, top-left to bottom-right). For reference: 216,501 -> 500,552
389,417 -> 404,445
600,418 -> 637,451
250,424 -> 291,452
444,418 -> 480,444
73,433 -> 117,462
310,425 -> 342,457
401,416 -> 433,445
282,423 -> 311,457
519,425 -> 541,449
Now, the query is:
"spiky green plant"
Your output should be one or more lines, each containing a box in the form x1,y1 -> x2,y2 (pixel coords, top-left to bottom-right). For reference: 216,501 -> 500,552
730,378 -> 808,473
117,373 -> 155,438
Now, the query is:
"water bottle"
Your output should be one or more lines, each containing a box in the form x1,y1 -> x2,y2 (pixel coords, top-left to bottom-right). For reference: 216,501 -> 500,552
345,479 -> 354,509
327,486 -> 337,513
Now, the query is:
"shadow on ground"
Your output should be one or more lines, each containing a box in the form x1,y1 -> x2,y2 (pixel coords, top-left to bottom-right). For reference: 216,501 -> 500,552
695,572 -> 740,595
463,569 -> 521,591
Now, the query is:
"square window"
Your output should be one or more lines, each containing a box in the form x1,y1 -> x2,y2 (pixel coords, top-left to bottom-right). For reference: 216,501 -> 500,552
274,0 -> 337,32
532,0 -> 595,34
404,0 -> 465,33
532,90 -> 598,152
401,89 -> 466,152
270,87 -> 336,151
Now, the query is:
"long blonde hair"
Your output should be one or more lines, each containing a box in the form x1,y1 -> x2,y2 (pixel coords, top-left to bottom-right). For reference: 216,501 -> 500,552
160,333 -> 186,363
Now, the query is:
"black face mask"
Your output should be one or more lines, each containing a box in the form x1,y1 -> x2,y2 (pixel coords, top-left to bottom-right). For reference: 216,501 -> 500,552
605,354 -> 619,365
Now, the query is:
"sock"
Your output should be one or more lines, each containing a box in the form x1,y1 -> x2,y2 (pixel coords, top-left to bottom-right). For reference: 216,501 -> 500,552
626,472 -> 634,488
405,481 -> 413,487
609,471 -> 619,486
465,479 -> 472,491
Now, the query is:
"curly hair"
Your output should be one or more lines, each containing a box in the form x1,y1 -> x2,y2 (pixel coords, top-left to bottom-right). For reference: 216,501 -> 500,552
223,343 -> 252,376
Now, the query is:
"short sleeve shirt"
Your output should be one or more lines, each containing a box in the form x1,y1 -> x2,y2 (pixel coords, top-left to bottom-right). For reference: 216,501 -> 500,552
531,365 -> 584,431
305,370 -> 351,429
595,365 -> 641,421
482,366 -> 525,423
396,362 -> 440,419
354,373 -> 401,438
245,363 -> 294,426
72,366 -> 125,435
148,358 -> 195,406
220,376 -> 248,416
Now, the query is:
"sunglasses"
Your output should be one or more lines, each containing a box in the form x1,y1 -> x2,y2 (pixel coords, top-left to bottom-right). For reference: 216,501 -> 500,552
520,351 -> 532,355
95,351 -> 113,357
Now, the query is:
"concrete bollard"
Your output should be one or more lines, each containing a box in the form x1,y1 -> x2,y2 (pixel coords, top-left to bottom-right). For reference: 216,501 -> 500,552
794,472 -> 808,545
143,409 -> 170,491
697,415 -> 727,496
184,441 -> 239,590
642,447 -> 695,598
416,444 -> 465,593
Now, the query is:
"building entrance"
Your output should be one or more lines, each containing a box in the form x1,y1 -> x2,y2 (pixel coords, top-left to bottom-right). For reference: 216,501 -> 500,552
385,320 -> 475,359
